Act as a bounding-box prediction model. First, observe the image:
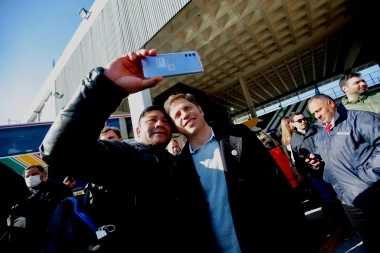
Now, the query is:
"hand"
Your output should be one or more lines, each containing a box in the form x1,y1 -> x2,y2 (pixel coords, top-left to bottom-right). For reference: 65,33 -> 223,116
103,49 -> 164,95
305,153 -> 323,167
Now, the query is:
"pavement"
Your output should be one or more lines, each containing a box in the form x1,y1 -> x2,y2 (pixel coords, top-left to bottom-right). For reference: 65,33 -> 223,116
301,190 -> 374,253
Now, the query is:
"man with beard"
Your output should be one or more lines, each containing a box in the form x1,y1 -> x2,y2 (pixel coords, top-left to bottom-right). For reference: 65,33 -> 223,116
339,72 -> 380,113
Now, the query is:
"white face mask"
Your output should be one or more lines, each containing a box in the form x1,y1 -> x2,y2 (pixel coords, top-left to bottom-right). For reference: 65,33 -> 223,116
25,175 -> 42,188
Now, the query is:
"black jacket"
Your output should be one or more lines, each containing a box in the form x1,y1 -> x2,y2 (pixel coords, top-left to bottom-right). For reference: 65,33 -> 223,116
290,126 -> 324,178
175,123 -> 317,252
10,180 -> 73,234
0,162 -> 29,226
40,72 -> 193,252
40,70 -> 316,252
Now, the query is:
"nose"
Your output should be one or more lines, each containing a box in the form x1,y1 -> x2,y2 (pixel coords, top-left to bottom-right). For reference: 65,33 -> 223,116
182,110 -> 191,120
155,119 -> 165,127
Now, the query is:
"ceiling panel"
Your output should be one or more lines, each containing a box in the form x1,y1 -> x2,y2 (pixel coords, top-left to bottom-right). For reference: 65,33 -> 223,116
145,0 -> 378,116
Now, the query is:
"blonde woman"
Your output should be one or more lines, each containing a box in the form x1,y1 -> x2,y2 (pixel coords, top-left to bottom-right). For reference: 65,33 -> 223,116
280,116 -> 303,183
281,116 -> 294,161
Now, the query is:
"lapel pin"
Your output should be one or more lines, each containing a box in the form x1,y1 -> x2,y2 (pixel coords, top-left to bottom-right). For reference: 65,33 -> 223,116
231,150 -> 238,156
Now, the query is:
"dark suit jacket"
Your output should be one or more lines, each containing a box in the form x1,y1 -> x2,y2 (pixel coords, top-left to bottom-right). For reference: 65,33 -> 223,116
174,123 -> 315,253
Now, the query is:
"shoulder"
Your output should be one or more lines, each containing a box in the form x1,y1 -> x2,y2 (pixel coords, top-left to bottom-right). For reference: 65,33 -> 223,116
348,109 -> 380,120
369,91 -> 380,98
290,132 -> 300,142
341,96 -> 349,105
211,123 -> 251,137
47,180 -> 72,194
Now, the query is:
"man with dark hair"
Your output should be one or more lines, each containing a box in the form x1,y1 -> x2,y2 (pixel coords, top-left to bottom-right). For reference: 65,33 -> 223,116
8,165 -> 73,252
40,49 -> 197,252
99,126 -> 123,140
307,93 -> 380,252
339,72 -> 380,113
163,93 -> 318,253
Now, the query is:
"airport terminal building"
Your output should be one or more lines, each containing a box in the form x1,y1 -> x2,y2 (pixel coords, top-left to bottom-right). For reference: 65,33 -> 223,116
23,0 -> 380,132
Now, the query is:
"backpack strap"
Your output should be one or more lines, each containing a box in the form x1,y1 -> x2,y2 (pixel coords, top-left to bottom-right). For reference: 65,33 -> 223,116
65,197 -> 97,232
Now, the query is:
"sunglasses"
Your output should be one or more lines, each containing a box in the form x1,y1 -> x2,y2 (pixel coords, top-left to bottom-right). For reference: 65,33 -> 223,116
294,117 -> 308,123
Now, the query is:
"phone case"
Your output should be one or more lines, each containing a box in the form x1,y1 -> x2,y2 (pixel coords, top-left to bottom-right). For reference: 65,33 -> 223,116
141,51 -> 203,78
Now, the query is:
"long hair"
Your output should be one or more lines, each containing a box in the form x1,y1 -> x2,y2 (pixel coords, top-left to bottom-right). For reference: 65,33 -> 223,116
280,116 -> 293,146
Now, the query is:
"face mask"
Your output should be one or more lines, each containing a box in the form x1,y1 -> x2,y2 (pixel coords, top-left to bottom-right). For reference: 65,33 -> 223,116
25,175 -> 42,188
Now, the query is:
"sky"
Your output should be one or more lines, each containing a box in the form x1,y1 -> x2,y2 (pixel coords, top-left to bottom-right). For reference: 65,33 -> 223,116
0,0 -> 94,126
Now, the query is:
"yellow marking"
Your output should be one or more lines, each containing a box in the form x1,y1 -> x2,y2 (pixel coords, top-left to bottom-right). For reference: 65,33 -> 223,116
241,117 -> 259,130
14,154 -> 48,167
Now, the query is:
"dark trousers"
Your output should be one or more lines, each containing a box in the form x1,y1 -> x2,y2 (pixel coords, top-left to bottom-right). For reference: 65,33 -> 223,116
342,204 -> 380,252
309,176 -> 337,203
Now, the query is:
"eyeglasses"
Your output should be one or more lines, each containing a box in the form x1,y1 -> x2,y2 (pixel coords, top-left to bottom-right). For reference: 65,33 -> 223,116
294,118 -> 308,123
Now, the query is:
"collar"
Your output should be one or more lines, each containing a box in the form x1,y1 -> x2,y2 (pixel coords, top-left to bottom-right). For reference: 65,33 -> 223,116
342,92 -> 369,104
189,127 -> 215,154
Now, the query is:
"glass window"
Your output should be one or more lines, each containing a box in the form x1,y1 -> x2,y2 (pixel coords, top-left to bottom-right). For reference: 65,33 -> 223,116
0,124 -> 51,158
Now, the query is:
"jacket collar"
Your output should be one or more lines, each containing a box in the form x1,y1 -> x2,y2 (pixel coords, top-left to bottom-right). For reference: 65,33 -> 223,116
294,126 -> 316,137
342,92 -> 369,105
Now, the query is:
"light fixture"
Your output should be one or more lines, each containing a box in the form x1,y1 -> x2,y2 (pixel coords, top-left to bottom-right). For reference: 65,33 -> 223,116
78,7 -> 91,20
53,92 -> 64,99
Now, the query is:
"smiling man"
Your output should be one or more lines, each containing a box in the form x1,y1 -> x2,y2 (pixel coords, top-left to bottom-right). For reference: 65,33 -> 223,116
307,93 -> 380,252
339,72 -> 380,113
40,49 -> 198,252
163,93 -> 318,253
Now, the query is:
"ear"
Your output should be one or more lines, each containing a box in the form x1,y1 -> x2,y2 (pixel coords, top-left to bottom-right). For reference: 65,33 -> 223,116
291,122 -> 296,128
136,127 -> 141,138
41,171 -> 47,181
327,99 -> 335,108
341,85 -> 348,93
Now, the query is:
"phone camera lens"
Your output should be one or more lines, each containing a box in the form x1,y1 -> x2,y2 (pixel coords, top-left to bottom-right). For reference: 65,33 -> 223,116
185,54 -> 188,57
192,53 -> 195,56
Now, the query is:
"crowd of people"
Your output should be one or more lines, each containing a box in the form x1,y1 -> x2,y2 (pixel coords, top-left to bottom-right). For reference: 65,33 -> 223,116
0,49 -> 379,253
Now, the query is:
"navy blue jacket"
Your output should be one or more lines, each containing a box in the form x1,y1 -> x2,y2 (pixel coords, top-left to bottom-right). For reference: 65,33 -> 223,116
313,104 -> 380,208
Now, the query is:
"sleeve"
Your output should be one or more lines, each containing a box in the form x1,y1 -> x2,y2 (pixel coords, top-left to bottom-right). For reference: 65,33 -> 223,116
286,144 -> 295,164
356,112 -> 380,185
39,70 -> 136,186
290,142 -> 308,176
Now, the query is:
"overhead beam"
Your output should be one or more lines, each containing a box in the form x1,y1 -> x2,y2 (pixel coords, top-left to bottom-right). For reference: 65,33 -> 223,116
239,75 -> 256,117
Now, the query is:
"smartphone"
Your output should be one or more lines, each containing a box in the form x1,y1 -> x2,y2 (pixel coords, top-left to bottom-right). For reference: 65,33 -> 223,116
141,51 -> 204,78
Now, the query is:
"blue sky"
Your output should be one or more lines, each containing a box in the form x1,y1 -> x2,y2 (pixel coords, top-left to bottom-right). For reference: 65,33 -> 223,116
0,0 -> 94,125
